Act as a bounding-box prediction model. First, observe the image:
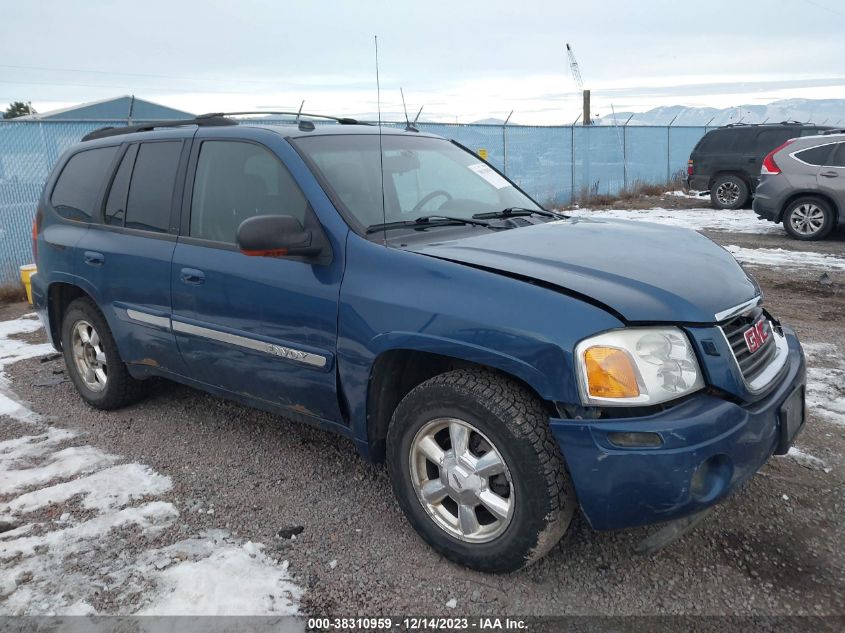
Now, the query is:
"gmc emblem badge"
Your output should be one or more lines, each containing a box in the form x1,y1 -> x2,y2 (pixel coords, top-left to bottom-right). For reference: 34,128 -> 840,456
744,320 -> 769,354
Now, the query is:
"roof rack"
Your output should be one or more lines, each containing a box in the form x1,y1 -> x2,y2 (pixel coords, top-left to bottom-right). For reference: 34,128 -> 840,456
81,115 -> 236,141
197,111 -> 368,128
81,110 -> 367,142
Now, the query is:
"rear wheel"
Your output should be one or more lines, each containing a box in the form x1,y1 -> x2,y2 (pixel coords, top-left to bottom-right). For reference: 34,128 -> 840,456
61,298 -> 147,410
711,175 -> 749,210
386,369 -> 575,572
783,197 -> 834,241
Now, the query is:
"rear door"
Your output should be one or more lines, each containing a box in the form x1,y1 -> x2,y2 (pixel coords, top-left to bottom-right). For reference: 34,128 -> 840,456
170,131 -> 343,423
75,135 -> 190,373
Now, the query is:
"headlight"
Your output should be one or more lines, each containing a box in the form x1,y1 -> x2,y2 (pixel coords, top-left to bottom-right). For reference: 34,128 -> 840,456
575,327 -> 705,406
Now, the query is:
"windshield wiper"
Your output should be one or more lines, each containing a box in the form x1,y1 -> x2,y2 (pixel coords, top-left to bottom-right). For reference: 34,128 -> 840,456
366,215 -> 490,234
472,207 -> 562,220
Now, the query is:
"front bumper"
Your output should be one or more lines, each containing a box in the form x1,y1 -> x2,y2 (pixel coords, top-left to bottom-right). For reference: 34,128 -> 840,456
550,330 -> 805,531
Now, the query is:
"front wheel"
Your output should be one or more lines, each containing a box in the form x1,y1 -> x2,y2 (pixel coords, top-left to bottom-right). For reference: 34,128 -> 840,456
386,369 -> 575,572
782,197 -> 834,241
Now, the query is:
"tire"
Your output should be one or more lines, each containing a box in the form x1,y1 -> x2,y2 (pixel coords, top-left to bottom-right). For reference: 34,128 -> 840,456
386,369 -> 575,572
710,175 -> 749,210
782,197 -> 835,241
61,297 -> 147,410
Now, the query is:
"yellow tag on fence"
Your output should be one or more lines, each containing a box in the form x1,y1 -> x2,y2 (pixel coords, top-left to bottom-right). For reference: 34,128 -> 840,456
477,148 -> 488,161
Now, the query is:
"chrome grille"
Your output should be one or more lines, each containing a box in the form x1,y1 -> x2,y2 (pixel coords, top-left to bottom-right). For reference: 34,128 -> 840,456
720,306 -> 777,384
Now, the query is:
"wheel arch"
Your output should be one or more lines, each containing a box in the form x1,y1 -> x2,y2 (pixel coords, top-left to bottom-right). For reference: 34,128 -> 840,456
363,343 -> 559,463
709,170 -> 753,192
46,281 -> 95,351
778,191 -> 841,223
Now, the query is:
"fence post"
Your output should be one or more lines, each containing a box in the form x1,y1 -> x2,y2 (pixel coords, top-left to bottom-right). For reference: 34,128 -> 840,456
666,114 -> 679,183
570,125 -> 576,204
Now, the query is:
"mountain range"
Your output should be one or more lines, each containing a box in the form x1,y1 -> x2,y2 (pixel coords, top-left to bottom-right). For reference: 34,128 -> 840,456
591,99 -> 845,127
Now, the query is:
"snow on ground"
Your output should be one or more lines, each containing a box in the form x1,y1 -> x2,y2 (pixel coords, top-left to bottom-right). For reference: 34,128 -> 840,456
726,246 -> 845,271
803,343 -> 845,427
0,315 -> 302,616
786,447 -> 831,473
571,207 -> 784,234
665,190 -> 710,201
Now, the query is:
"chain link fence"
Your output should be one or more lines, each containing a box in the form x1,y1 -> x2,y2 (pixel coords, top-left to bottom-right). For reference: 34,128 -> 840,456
0,118 -> 710,282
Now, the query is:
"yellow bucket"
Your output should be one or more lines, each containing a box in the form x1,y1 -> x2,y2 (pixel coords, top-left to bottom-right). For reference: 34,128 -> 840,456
19,264 -> 37,305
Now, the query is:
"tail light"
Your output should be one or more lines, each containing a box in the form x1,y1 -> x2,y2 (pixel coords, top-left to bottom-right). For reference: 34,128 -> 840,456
687,160 -> 694,176
761,140 -> 795,175
32,209 -> 41,262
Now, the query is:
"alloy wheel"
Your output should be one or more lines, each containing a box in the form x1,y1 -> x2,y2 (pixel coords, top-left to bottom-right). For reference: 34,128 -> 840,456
71,320 -> 108,392
789,203 -> 825,236
409,417 -> 514,543
716,181 -> 741,207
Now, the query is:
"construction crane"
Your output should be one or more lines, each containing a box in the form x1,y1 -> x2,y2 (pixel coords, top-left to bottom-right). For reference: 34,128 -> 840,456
566,43 -> 583,90
566,42 -> 590,125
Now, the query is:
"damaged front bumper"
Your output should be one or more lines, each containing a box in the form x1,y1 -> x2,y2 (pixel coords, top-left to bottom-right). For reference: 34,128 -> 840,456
550,330 -> 806,531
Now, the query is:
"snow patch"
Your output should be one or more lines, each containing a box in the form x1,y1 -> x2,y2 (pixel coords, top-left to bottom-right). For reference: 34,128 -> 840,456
5,463 -> 172,515
726,246 -> 845,271
138,539 -> 302,616
572,207 -> 783,234
0,313 -> 302,615
803,343 -> 845,426
786,447 -> 831,473
0,314 -> 53,424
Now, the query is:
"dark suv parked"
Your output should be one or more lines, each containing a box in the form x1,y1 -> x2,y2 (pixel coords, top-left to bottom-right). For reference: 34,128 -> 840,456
687,123 -> 831,209
31,114 -> 806,572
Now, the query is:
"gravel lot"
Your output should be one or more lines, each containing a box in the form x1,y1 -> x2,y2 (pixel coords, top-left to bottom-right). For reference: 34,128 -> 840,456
1,209 -> 843,619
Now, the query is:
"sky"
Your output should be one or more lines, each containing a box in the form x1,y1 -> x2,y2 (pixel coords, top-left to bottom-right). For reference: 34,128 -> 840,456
3,0 -> 845,124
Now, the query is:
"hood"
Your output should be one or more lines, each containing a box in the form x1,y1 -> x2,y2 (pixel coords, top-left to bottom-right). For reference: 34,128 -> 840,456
408,217 -> 758,323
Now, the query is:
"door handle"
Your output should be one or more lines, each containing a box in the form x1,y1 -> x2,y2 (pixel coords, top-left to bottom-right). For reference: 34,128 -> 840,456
180,268 -> 205,285
820,170 -> 839,178
83,251 -> 104,266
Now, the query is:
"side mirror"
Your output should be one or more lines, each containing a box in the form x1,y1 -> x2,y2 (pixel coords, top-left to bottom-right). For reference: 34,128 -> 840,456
236,215 -> 322,258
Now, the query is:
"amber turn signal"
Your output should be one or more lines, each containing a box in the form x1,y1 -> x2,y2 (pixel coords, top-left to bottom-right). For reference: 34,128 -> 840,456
583,346 -> 640,399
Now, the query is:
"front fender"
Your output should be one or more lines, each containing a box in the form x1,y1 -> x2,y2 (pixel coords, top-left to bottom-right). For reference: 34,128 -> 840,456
337,233 -> 625,459
367,331 -> 558,399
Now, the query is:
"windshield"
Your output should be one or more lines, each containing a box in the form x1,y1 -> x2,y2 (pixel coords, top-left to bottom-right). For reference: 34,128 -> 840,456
293,134 -> 542,230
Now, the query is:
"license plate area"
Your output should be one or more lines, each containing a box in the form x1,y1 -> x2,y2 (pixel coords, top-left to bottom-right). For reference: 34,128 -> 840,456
776,385 -> 806,455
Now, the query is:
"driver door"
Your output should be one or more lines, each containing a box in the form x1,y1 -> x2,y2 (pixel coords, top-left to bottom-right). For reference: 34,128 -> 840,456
170,134 -> 344,423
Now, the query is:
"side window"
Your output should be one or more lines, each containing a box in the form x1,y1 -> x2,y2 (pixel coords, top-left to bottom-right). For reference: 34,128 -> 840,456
731,130 -> 756,153
755,130 -> 793,152
51,146 -> 118,222
124,141 -> 182,233
829,143 -> 845,168
795,144 -> 833,166
697,131 -> 731,153
190,141 -> 309,243
104,145 -> 138,226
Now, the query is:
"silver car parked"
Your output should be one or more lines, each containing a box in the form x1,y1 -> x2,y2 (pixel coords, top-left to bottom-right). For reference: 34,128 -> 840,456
753,131 -> 845,240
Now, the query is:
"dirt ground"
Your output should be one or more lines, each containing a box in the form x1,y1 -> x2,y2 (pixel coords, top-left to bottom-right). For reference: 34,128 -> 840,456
1,216 -> 843,620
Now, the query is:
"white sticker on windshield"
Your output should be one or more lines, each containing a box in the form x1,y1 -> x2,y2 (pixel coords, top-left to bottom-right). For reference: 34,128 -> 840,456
467,163 -> 511,189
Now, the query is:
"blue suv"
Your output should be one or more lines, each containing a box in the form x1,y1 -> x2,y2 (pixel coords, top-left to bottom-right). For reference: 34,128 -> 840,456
31,114 -> 806,572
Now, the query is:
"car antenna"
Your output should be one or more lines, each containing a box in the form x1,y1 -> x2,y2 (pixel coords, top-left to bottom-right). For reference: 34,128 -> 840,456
413,105 -> 423,126
375,35 -> 387,244
401,87 -> 418,132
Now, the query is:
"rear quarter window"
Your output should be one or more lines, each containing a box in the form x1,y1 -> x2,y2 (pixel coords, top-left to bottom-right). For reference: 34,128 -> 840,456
794,144 -> 834,166
50,146 -> 119,222
696,131 -> 733,153
754,129 -> 794,153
